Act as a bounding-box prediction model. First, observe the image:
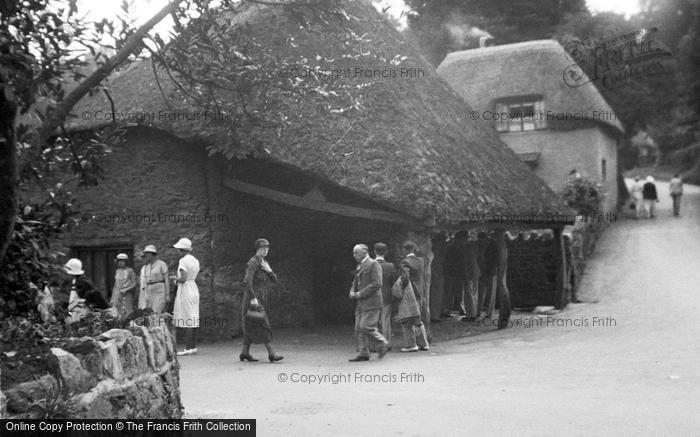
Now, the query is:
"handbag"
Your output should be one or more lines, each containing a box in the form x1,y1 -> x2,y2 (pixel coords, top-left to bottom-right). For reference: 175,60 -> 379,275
245,307 -> 266,322
245,298 -> 266,322
391,277 -> 404,300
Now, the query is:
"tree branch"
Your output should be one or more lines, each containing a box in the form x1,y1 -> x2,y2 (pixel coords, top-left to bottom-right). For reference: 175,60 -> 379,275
36,0 -> 183,145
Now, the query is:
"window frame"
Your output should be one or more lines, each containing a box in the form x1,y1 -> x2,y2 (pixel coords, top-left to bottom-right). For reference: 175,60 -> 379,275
494,96 -> 546,133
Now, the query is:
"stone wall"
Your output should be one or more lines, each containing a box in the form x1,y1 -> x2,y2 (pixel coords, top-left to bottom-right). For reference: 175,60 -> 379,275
501,126 -> 619,213
1,315 -> 182,419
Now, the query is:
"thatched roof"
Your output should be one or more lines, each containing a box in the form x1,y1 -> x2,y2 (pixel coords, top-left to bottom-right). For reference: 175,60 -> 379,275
437,40 -> 625,135
71,1 -> 574,226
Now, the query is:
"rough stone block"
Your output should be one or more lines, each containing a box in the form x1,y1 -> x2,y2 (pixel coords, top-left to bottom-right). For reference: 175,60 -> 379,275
48,348 -> 97,393
3,374 -> 59,414
129,325 -> 156,370
119,335 -> 148,379
62,337 -> 104,380
98,340 -> 124,380
98,329 -> 132,347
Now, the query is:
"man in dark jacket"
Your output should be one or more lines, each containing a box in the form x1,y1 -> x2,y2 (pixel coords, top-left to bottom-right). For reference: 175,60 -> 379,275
374,242 -> 397,349
642,175 -> 659,218
349,244 -> 388,361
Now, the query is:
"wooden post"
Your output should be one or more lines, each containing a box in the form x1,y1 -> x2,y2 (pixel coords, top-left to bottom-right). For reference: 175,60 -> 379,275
553,226 -> 568,309
494,229 -> 511,329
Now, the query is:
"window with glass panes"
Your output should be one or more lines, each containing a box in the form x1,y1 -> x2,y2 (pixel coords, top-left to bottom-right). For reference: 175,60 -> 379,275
494,98 -> 545,132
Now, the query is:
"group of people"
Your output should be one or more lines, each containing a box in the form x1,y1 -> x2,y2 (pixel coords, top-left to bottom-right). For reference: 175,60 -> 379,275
57,237 -> 201,356
629,174 -> 684,218
43,232 -> 501,363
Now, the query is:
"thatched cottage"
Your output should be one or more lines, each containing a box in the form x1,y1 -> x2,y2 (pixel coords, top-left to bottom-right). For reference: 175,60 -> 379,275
64,1 -> 574,340
437,40 -> 625,213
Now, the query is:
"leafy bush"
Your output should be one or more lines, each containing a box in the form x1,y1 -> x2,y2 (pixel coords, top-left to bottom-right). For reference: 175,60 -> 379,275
0,184 -> 77,318
562,177 -> 605,217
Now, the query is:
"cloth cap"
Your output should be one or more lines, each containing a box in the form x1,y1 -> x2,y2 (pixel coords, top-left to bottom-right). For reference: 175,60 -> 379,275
64,258 -> 84,275
116,253 -> 128,260
255,238 -> 270,249
173,237 -> 192,251
142,245 -> 158,254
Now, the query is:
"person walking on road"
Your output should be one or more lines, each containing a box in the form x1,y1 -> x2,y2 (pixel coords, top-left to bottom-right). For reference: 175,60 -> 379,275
630,176 -> 644,219
239,238 -> 284,363
349,244 -> 389,362
642,176 -> 659,219
394,262 -> 429,352
374,242 -> 397,349
670,174 -> 683,217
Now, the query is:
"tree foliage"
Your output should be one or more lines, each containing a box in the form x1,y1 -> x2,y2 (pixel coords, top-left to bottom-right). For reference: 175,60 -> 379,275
562,177 -> 604,217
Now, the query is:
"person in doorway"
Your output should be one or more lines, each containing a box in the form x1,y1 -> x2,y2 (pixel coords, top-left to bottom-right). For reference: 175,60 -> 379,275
240,238 -> 284,363
348,244 -> 388,361
462,235 -> 481,321
476,232 -> 498,320
171,238 -> 200,356
630,176 -> 644,219
429,232 -> 449,322
444,234 -> 466,316
374,242 -> 397,349
138,245 -> 170,313
669,173 -> 683,217
642,175 -> 659,218
111,253 -> 137,320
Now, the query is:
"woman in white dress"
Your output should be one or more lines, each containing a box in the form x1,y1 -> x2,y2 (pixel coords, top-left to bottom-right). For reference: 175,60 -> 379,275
171,237 -> 200,356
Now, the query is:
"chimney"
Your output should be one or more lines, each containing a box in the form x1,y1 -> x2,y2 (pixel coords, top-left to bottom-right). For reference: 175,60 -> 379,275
478,35 -> 494,48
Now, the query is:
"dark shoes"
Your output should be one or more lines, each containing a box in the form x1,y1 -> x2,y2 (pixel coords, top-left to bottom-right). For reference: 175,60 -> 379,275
239,353 -> 259,362
349,355 -> 370,362
269,354 -> 284,363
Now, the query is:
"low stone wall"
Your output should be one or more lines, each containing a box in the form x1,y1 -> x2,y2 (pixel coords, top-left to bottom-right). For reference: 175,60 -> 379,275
1,315 -> 182,419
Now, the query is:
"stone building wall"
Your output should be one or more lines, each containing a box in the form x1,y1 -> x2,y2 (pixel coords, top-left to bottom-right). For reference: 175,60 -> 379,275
1,315 -> 182,419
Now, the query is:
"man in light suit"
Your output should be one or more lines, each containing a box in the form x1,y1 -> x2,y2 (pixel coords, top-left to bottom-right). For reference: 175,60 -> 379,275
349,244 -> 389,361
374,242 -> 398,349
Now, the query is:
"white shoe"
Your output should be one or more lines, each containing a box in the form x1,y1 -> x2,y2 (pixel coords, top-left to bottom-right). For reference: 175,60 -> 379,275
419,345 -> 430,351
177,348 -> 197,356
400,346 -> 419,352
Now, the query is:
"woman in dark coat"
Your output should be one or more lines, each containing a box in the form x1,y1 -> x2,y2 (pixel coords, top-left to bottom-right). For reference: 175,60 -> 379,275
239,238 -> 284,363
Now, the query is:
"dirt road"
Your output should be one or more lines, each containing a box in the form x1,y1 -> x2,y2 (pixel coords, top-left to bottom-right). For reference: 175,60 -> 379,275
180,180 -> 700,436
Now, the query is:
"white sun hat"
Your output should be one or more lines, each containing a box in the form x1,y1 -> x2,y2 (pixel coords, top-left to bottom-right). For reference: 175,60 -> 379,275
116,253 -> 128,260
64,258 -> 84,275
173,237 -> 192,251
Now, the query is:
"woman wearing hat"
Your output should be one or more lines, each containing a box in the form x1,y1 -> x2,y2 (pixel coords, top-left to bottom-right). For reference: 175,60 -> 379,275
64,258 -> 109,323
111,253 -> 137,320
138,245 -> 170,313
171,238 -> 200,356
240,238 -> 283,363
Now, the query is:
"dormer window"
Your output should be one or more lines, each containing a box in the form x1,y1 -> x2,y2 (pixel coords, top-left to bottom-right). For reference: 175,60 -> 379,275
494,96 -> 545,132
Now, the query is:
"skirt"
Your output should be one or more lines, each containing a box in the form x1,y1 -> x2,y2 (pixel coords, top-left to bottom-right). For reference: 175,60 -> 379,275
242,306 -> 272,344
173,281 -> 199,328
